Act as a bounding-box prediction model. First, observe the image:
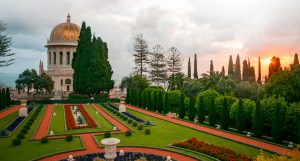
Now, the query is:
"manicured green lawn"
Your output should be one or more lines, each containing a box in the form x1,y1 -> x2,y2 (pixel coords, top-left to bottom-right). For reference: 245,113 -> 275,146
96,104 -> 267,160
49,104 -> 113,135
0,111 -> 18,129
0,106 -> 82,161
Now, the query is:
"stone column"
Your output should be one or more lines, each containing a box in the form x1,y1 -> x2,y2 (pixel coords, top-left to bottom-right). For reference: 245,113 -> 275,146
101,138 -> 120,161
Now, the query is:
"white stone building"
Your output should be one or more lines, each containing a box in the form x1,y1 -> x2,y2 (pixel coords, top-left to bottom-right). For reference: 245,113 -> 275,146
45,14 -> 80,99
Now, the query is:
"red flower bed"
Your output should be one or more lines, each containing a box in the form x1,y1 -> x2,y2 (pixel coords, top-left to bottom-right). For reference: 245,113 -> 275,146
77,104 -> 97,128
172,138 -> 253,161
64,105 -> 77,129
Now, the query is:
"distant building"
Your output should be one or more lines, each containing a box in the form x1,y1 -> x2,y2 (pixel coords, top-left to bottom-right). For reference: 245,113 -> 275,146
45,14 -> 80,99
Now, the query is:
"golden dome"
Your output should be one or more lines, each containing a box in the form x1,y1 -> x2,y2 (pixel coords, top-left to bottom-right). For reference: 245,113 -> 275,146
49,14 -> 80,44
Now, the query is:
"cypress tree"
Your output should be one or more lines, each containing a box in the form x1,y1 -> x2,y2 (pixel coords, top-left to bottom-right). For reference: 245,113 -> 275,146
257,56 -> 262,84
272,102 -> 284,143
137,90 -> 142,107
141,90 -> 146,108
0,89 -> 3,110
125,88 -> 130,104
152,91 -> 157,111
294,53 -> 299,65
221,66 -> 225,77
178,94 -> 186,119
297,121 -> 300,144
194,53 -> 198,79
5,88 -> 10,107
209,98 -> 217,127
228,55 -> 234,77
242,60 -> 249,81
187,57 -> 191,79
133,90 -> 138,106
221,97 -> 230,130
210,60 -> 214,76
197,96 -> 205,124
163,93 -> 169,114
253,100 -> 263,138
249,66 -> 256,82
1,89 -> 6,108
147,91 -> 152,110
157,92 -> 163,113
236,99 -> 245,133
188,98 -> 196,122
234,54 -> 241,82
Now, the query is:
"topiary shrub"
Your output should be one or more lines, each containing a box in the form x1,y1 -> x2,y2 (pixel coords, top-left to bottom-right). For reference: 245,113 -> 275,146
120,115 -> 124,119
128,119 -> 133,124
132,122 -> 138,127
137,125 -> 144,130
125,130 -> 132,137
17,133 -> 25,139
40,137 -> 48,144
230,98 -> 255,128
0,128 -> 9,137
104,132 -> 111,138
12,138 -> 21,146
145,129 -> 151,135
215,96 -> 237,123
24,125 -> 30,130
197,89 -> 221,114
21,128 -> 28,134
116,113 -> 120,116
123,117 -> 128,121
66,134 -> 73,141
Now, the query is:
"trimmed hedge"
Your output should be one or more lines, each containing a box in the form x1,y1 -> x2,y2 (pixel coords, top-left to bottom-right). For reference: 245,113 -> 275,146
66,134 -> 73,141
27,98 -> 120,105
145,129 -> 151,135
40,137 -> 48,144
12,138 -> 21,146
125,130 -> 132,137
104,132 -> 111,138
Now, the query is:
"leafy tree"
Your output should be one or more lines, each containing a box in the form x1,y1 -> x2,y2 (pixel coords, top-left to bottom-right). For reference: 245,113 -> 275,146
216,78 -> 236,95
285,102 -> 300,142
221,97 -> 230,130
188,98 -> 196,121
0,20 -> 15,67
194,53 -> 198,79
15,69 -> 37,95
199,71 -> 223,90
236,99 -> 245,133
197,96 -> 205,124
272,102 -> 284,143
257,56 -> 262,84
168,90 -> 181,112
163,93 -> 169,114
187,57 -> 191,79
133,34 -> 149,77
209,60 -> 214,76
168,72 -> 184,90
268,56 -> 282,79
228,55 -> 234,78
230,98 -> 255,128
149,44 -> 167,85
120,74 -> 149,91
252,100 -> 263,138
234,82 -> 258,100
215,96 -> 237,123
157,91 -> 163,113
182,79 -> 204,99
209,98 -> 217,127
234,54 -> 241,82
242,60 -> 249,81
178,93 -> 186,119
197,89 -> 220,115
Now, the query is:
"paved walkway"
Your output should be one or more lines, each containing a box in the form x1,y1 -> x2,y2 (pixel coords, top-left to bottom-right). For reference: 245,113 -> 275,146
37,104 -> 196,161
34,104 -> 54,139
0,105 -> 21,119
124,104 -> 300,157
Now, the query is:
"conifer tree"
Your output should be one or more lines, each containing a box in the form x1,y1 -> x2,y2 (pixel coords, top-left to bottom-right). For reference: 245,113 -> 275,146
0,89 -> 4,109
157,92 -> 163,113
137,90 -> 142,107
187,57 -> 191,79
163,93 -> 169,114
209,98 -> 217,127
147,91 -> 152,110
234,54 -> 241,82
248,66 -> 256,82
149,44 -> 167,85
133,34 -> 149,77
221,97 -> 230,130
253,100 -> 263,138
210,60 -> 214,76
221,66 -> 225,77
179,94 -> 186,119
2,89 -> 6,108
188,98 -> 196,122
167,47 -> 182,83
194,53 -> 198,79
297,121 -> 300,144
257,56 -> 262,84
236,99 -> 245,133
125,88 -> 130,104
197,96 -> 205,124
228,55 -> 234,77
152,91 -> 158,111
141,90 -> 146,108
5,88 -> 10,107
242,60 -> 249,81
294,53 -> 299,65
272,102 -> 284,143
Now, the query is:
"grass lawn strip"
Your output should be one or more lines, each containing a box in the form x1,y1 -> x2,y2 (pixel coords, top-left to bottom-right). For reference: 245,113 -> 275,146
0,105 -> 82,161
0,111 -> 18,129
84,104 -> 114,131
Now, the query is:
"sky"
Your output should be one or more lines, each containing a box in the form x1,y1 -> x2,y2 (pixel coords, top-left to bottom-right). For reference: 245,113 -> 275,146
0,0 -> 299,82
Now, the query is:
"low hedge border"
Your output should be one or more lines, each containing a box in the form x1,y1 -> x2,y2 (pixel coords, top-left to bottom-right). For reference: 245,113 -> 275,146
31,106 -> 47,140
27,98 -> 120,105
168,145 -> 219,161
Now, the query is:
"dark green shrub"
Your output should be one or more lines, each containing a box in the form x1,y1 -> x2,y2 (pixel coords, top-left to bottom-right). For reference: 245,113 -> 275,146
12,138 -> 21,146
137,125 -> 144,130
128,119 -> 133,124
17,133 -> 25,139
132,122 -> 138,127
125,130 -> 132,137
40,137 -> 48,144
66,134 -> 73,141
145,129 -> 151,135
104,132 -> 111,138
0,128 -> 9,137
116,113 -> 120,116
123,117 -> 128,121
21,128 -> 28,134
120,115 -> 124,119
24,125 -> 30,130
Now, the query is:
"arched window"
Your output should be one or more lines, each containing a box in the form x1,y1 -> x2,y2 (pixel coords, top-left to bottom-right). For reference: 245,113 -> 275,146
67,52 -> 70,65
60,79 -> 63,86
53,52 -> 56,64
65,79 -> 71,84
60,52 -> 63,65
49,52 -> 51,65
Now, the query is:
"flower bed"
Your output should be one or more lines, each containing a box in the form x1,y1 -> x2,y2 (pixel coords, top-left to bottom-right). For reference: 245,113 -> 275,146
172,138 -> 253,161
77,104 -> 97,128
122,112 -> 144,123
64,105 -> 77,129
6,117 -> 25,132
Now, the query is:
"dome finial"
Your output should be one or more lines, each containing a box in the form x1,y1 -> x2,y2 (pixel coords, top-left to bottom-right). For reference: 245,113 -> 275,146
67,13 -> 70,23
